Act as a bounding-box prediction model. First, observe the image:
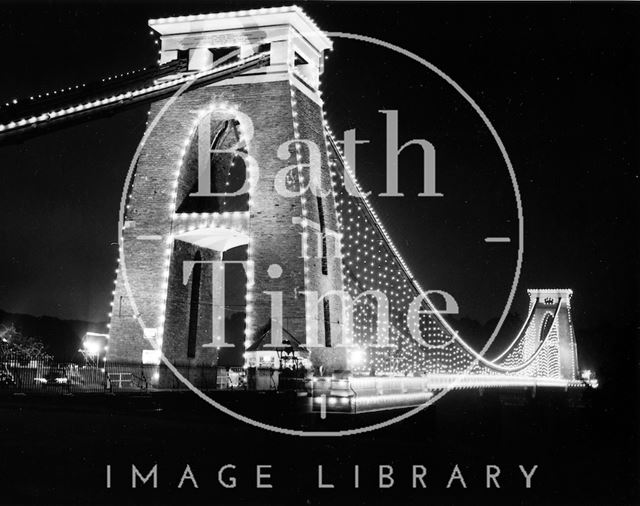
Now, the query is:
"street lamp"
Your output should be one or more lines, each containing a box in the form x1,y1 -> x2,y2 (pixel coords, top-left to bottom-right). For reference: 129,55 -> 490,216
348,347 -> 366,369
79,332 -> 108,368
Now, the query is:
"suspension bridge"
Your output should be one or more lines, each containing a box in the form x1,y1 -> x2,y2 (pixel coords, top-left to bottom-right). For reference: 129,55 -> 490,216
0,6 -> 595,412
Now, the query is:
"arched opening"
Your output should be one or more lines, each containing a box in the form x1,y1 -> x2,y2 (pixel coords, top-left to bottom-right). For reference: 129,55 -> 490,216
187,251 -> 202,358
176,115 -> 249,214
216,244 -> 248,367
540,312 -> 554,342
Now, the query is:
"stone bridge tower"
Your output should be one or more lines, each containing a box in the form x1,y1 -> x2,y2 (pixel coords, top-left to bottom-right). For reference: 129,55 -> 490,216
498,288 -> 578,380
106,7 -> 347,382
520,289 -> 579,379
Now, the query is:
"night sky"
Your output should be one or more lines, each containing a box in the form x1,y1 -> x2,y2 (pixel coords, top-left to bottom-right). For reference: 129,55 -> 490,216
0,0 -> 637,343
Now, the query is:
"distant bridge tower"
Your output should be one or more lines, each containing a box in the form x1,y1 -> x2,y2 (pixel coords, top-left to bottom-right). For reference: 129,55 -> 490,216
107,7 -> 347,379
500,289 -> 579,380
527,289 -> 579,379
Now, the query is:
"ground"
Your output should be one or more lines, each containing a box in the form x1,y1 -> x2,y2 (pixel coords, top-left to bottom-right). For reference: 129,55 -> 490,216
0,385 -> 636,505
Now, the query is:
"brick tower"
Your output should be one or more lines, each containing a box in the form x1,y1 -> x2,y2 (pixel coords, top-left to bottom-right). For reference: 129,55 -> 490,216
498,289 -> 580,380
107,7 -> 347,384
524,289 -> 579,379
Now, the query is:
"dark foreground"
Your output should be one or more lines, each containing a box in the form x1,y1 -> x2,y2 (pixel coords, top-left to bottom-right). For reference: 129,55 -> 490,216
0,384 -> 637,506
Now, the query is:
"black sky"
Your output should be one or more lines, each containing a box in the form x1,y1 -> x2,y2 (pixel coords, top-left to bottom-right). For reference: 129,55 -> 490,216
0,1 -> 637,338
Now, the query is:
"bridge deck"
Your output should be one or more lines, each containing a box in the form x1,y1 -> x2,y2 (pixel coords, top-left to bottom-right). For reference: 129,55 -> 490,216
311,374 -> 593,413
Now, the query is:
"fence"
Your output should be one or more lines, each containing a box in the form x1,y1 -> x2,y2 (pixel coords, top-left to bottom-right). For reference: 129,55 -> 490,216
0,355 -> 109,393
0,354 -> 228,394
0,353 -> 311,395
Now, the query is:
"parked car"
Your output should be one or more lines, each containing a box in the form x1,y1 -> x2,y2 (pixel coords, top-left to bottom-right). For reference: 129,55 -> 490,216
36,366 -> 84,387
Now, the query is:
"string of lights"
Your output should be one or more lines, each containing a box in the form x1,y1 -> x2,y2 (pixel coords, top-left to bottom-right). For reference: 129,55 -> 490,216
323,121 -> 570,379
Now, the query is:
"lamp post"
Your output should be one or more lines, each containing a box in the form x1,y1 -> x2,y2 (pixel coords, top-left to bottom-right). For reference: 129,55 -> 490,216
79,332 -> 108,369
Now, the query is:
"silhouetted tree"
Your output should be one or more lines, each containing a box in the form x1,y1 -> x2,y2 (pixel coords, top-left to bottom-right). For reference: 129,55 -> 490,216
0,324 -> 51,362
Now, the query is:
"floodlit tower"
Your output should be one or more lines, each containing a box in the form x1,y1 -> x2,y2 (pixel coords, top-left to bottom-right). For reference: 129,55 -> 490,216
107,7 -> 347,384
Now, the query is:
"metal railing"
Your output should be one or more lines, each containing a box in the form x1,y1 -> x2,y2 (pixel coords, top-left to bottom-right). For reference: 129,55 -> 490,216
0,354 -> 219,394
0,354 -> 315,395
